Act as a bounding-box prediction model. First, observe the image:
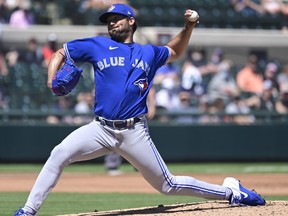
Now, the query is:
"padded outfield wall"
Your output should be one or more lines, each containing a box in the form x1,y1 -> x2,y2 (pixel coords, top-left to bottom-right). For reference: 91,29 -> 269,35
0,123 -> 287,162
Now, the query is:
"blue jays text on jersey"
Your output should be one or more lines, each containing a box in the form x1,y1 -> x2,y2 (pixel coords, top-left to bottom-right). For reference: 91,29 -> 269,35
97,57 -> 151,76
64,36 -> 170,120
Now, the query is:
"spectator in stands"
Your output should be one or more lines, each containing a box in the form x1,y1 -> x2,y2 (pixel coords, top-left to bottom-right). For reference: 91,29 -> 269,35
200,48 -> 230,94
155,72 -> 180,110
276,63 -> 288,115
198,95 -> 210,112
275,89 -> 288,113
207,59 -> 239,104
19,37 -> 43,65
44,1 -> 59,25
245,79 -> 277,112
73,91 -> 94,124
0,49 -> 8,76
74,92 -> 94,114
236,54 -> 264,96
154,62 -> 180,88
280,0 -> 288,32
225,94 -> 253,124
42,33 -> 58,67
181,52 -> 205,97
198,96 -> 226,124
171,90 -> 197,123
197,95 -> 211,123
46,96 -> 75,124
78,0 -> 108,25
0,0 -> 10,24
207,97 -> 226,123
5,47 -> 19,67
277,63 -> 288,92
230,0 -> 264,16
0,88 -> 8,109
0,49 -> 9,110
5,0 -> 17,9
263,62 -> 280,94
194,96 -> 226,124
61,0 -> 86,25
184,48 -> 207,70
203,48 -> 225,75
154,62 -> 180,110
9,0 -> 34,28
261,0 -> 282,14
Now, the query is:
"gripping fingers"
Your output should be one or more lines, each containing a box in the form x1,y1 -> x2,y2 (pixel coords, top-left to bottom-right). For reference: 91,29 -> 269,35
185,9 -> 199,24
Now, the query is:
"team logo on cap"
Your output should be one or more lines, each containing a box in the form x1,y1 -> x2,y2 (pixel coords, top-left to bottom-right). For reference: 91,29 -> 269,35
108,5 -> 115,12
134,78 -> 148,95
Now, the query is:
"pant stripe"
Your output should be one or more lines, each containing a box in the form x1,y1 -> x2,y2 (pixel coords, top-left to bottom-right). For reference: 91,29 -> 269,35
150,141 -> 226,197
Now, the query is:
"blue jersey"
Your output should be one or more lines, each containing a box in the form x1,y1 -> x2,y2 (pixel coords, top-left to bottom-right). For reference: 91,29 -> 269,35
64,36 -> 170,120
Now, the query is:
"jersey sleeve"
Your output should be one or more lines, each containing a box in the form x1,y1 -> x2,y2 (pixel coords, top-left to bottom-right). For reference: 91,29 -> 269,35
64,37 -> 98,63
151,45 -> 171,69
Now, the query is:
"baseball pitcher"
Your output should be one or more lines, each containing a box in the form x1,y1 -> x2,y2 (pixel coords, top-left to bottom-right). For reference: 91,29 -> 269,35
15,4 -> 265,216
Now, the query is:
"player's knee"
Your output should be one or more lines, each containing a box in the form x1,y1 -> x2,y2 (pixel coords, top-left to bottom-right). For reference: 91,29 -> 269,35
156,177 -> 178,196
50,144 -> 71,167
158,186 -> 176,196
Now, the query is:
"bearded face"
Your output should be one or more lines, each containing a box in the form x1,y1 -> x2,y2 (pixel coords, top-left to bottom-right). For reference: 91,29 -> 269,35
107,14 -> 133,43
108,22 -> 131,42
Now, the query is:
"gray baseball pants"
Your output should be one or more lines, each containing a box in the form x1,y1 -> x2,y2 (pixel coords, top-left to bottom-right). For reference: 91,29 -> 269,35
25,118 -> 230,211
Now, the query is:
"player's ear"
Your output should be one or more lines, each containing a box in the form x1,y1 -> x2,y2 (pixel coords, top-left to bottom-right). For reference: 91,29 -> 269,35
129,17 -> 137,32
129,17 -> 136,27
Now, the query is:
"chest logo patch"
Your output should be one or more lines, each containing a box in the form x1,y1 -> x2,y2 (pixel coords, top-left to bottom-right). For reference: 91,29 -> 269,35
134,78 -> 148,94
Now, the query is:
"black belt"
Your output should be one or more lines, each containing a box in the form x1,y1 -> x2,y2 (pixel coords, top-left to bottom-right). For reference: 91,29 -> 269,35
95,116 -> 141,129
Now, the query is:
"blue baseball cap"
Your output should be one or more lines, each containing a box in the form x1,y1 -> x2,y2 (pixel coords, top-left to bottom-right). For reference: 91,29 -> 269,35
99,4 -> 136,23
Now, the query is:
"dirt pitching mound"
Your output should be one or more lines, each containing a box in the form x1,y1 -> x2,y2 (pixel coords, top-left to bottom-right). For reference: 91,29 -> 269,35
58,200 -> 288,216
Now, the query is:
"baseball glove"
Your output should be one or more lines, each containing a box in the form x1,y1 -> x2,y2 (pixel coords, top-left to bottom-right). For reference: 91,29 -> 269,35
52,58 -> 83,96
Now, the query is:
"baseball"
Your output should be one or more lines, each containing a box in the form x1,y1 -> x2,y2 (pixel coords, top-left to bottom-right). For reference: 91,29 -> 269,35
188,10 -> 199,22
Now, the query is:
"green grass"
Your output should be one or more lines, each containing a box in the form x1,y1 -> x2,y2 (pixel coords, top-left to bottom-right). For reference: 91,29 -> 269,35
2,162 -> 288,215
5,192 -> 288,216
6,192 -> 206,216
